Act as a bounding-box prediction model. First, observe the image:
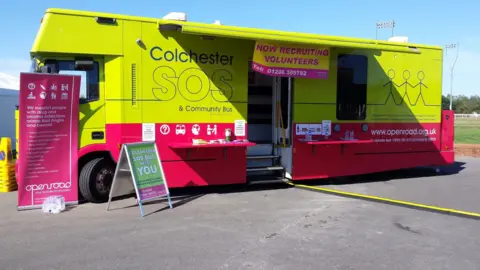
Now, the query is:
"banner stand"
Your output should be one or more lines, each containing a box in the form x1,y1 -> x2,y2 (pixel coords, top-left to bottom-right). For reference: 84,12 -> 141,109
17,73 -> 80,210
106,142 -> 172,217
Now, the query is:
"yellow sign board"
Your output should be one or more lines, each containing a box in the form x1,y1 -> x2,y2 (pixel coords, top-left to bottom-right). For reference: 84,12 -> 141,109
0,137 -> 13,166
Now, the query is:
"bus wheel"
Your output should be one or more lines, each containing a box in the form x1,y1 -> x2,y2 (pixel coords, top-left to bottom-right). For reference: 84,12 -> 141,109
79,157 -> 115,203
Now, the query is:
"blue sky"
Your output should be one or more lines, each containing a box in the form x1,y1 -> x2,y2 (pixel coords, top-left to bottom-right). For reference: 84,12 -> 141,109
0,0 -> 478,96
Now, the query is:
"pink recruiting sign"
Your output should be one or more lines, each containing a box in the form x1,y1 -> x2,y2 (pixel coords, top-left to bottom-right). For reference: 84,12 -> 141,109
17,73 -> 80,210
252,41 -> 330,79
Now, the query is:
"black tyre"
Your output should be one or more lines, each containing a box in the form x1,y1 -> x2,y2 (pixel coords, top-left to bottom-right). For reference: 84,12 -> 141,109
79,157 -> 115,203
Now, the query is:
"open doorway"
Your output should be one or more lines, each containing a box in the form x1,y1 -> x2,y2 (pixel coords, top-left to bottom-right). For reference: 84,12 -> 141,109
273,77 -> 293,178
247,64 -> 274,156
246,62 -> 293,180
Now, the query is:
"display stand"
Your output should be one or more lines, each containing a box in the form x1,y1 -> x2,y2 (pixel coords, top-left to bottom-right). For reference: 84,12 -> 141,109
168,141 -> 256,159
106,142 -> 172,217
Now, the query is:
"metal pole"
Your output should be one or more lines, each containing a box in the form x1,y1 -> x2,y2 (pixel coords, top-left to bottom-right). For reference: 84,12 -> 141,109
449,69 -> 453,110
446,43 -> 459,110
391,20 -> 395,37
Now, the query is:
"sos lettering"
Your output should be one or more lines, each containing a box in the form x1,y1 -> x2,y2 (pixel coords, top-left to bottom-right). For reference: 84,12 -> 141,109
152,66 -> 234,102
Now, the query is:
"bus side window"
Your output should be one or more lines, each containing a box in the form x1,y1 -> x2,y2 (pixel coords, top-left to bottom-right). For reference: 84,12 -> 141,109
336,54 -> 368,121
57,61 -> 100,104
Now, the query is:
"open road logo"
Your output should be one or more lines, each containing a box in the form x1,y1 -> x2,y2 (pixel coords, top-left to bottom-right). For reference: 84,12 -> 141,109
25,182 -> 72,192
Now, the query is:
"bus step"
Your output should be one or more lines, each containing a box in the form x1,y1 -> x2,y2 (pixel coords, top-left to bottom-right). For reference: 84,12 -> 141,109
246,166 -> 284,172
247,155 -> 279,160
247,175 -> 289,185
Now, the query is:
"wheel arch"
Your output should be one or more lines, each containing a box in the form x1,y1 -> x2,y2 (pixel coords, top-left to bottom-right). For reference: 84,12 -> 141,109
79,151 -> 115,172
78,144 -> 116,171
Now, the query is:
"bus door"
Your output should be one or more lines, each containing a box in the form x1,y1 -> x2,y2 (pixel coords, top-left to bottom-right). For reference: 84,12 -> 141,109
273,77 -> 293,177
273,77 -> 292,148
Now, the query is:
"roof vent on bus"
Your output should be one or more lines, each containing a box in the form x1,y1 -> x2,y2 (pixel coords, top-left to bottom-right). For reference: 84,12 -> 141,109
162,12 -> 187,21
388,36 -> 409,43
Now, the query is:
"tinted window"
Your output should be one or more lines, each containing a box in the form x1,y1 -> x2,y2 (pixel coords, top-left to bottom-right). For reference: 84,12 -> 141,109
58,61 -> 99,103
336,54 -> 368,120
42,60 -> 100,103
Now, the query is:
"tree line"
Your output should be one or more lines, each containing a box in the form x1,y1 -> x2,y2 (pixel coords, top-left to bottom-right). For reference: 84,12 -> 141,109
442,95 -> 480,114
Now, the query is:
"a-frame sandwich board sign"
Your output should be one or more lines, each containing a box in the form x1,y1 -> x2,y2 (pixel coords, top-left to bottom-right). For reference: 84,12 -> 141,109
106,142 -> 172,217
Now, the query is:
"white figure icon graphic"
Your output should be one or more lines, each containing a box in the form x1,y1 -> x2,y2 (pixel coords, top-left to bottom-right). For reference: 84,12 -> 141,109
28,83 -> 35,90
61,92 -> 68,100
39,92 -> 46,100
61,84 -> 69,91
51,92 -> 57,100
192,125 -> 200,135
50,84 -> 57,91
207,124 -> 217,135
27,92 -> 36,100
175,125 -> 186,135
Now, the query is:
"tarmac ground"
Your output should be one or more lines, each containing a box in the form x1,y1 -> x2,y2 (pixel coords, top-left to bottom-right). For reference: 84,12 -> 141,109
0,156 -> 479,270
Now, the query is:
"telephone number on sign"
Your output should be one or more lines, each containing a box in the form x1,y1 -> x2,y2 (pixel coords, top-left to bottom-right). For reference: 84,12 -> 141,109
266,68 -> 308,77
